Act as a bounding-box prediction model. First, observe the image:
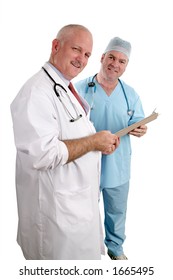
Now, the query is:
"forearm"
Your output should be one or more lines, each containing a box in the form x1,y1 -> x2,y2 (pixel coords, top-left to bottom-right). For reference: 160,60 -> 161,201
63,131 -> 120,163
63,135 -> 96,163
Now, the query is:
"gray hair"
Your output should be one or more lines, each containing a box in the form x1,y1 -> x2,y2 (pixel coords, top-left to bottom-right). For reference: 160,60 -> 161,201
56,24 -> 92,41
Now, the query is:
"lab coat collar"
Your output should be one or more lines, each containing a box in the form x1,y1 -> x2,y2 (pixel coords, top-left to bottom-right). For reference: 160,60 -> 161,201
42,62 -> 69,90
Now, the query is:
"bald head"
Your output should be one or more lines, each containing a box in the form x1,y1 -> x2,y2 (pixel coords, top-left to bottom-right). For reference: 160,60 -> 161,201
56,24 -> 93,41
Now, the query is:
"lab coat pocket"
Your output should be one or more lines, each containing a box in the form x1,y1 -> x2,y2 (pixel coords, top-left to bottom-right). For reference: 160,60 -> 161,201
55,186 -> 94,228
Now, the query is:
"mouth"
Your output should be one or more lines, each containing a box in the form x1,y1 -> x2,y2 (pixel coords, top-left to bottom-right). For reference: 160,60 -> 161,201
108,65 -> 118,73
108,67 -> 118,73
71,61 -> 82,69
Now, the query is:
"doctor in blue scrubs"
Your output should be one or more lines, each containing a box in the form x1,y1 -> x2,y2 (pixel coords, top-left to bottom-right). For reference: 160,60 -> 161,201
75,37 -> 147,260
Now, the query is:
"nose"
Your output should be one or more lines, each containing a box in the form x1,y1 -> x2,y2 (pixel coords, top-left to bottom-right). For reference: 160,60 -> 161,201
76,55 -> 88,69
111,59 -> 119,67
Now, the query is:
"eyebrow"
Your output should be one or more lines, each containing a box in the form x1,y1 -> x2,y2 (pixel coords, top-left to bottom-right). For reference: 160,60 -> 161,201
109,54 -> 127,62
73,45 -> 92,57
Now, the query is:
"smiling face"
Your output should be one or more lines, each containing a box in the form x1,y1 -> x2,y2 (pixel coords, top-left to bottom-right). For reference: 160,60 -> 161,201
49,27 -> 93,80
100,50 -> 129,82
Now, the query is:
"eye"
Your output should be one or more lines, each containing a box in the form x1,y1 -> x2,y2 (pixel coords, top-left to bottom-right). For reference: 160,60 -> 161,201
108,55 -> 115,61
119,60 -> 126,64
85,53 -> 91,59
72,47 -> 81,53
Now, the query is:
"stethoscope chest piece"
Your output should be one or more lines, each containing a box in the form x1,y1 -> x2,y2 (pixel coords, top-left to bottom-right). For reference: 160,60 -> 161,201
127,110 -> 134,116
88,81 -> 95,87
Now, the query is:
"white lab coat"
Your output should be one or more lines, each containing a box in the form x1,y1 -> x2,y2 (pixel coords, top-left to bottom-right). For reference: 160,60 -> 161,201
11,63 -> 104,260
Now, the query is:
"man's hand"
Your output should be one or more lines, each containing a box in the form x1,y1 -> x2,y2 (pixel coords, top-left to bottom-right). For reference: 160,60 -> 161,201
129,125 -> 147,137
93,130 -> 120,155
63,130 -> 120,163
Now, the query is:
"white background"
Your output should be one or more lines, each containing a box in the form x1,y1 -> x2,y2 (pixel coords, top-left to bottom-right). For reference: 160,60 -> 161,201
0,0 -> 173,279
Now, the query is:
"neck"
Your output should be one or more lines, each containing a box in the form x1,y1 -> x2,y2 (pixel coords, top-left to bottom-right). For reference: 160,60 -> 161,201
96,73 -> 118,96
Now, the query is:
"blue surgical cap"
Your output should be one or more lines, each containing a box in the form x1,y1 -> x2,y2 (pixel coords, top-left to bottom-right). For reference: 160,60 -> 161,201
104,37 -> 131,59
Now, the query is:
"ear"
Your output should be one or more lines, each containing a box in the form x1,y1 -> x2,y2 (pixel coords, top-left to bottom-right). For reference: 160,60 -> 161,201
52,39 -> 60,53
100,54 -> 105,63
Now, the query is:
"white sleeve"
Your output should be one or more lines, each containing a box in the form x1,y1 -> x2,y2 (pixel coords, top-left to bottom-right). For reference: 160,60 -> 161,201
11,85 -> 69,170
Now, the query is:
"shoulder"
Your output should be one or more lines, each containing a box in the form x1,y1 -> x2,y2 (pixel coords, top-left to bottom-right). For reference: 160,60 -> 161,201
75,76 -> 92,88
119,79 -> 136,93
75,76 -> 93,95
119,79 -> 139,98
12,67 -> 56,106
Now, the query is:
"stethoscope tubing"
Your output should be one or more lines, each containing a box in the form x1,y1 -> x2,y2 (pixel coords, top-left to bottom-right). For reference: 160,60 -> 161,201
42,67 -> 67,96
87,74 -> 133,116
42,67 -> 82,122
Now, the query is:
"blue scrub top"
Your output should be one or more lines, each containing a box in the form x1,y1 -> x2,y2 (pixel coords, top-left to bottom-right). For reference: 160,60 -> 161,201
75,77 -> 145,189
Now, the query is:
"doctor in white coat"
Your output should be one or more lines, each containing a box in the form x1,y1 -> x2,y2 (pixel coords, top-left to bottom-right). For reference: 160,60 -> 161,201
10,24 -> 119,260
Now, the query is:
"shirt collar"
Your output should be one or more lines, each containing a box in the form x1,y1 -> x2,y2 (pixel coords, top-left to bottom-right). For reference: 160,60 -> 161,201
47,62 -> 69,86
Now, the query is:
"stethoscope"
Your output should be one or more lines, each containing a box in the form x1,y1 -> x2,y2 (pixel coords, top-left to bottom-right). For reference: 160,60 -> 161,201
42,67 -> 82,122
87,74 -> 134,116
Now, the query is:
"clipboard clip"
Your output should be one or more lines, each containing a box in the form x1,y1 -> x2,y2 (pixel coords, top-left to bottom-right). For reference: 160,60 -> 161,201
152,108 -> 157,114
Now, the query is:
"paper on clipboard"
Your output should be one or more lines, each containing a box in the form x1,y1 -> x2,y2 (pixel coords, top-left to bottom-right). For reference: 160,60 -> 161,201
115,111 -> 159,137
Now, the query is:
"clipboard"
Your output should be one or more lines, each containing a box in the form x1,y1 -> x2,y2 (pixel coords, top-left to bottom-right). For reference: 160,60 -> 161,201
115,110 -> 159,137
